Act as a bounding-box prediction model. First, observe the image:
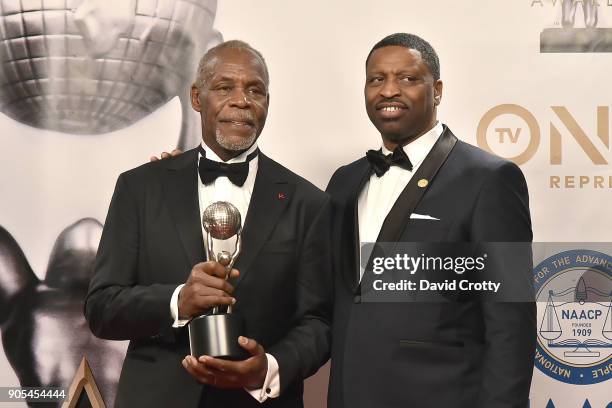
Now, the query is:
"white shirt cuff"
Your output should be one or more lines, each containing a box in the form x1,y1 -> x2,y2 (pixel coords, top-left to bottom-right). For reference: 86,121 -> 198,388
245,353 -> 280,402
170,284 -> 190,328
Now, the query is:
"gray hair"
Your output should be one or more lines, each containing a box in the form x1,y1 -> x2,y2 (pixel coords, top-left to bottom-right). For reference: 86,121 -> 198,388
193,40 -> 270,89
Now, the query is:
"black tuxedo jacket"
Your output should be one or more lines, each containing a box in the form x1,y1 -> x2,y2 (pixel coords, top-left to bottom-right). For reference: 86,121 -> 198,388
326,127 -> 537,408
85,148 -> 332,408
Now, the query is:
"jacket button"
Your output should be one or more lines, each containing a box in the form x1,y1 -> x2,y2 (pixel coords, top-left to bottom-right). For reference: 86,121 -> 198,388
353,295 -> 361,304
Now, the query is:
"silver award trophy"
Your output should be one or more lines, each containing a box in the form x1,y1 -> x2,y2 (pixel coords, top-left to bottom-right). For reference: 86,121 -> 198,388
188,201 -> 247,360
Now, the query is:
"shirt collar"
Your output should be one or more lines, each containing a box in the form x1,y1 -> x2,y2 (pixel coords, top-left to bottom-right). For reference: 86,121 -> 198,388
381,121 -> 443,168
199,141 -> 259,163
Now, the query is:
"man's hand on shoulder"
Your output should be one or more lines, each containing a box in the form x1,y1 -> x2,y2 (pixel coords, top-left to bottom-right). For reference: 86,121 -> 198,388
149,148 -> 183,162
182,336 -> 268,389
178,261 -> 239,319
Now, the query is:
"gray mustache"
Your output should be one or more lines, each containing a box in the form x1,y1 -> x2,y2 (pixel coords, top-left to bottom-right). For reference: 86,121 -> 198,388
220,113 -> 255,124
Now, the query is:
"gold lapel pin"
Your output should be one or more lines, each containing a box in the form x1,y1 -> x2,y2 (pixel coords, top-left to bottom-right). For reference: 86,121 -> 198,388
417,179 -> 429,188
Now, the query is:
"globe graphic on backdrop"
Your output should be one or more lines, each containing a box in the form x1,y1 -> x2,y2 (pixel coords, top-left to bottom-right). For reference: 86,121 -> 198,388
0,0 -> 220,136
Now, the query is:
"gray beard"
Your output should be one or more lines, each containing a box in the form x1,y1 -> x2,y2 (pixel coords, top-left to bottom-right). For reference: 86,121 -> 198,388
215,128 -> 257,151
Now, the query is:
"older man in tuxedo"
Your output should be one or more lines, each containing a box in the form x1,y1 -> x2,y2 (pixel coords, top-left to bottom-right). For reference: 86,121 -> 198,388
85,40 -> 332,408
325,33 -> 537,408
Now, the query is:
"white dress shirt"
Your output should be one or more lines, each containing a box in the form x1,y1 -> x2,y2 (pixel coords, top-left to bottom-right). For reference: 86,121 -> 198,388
357,121 -> 443,280
169,141 -> 280,402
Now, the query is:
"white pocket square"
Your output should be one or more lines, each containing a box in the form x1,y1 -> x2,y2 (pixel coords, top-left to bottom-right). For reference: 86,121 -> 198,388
410,213 -> 440,221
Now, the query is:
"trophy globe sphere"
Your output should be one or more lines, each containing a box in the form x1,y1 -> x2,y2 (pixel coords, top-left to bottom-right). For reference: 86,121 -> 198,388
202,202 -> 242,240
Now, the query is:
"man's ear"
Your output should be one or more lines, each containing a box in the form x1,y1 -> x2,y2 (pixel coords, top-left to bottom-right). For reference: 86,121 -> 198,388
190,85 -> 202,112
433,79 -> 443,106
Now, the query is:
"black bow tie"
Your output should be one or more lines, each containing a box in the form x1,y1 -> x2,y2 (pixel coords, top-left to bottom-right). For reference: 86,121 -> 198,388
198,146 -> 259,187
366,146 -> 413,177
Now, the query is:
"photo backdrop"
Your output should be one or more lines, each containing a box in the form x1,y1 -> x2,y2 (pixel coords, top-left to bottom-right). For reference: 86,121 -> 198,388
0,1 -> 609,407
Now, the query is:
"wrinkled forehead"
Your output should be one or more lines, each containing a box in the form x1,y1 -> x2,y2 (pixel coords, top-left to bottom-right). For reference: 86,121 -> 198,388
206,49 -> 269,85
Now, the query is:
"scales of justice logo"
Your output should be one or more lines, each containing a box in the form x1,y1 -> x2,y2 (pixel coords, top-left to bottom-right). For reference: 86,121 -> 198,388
534,249 -> 612,384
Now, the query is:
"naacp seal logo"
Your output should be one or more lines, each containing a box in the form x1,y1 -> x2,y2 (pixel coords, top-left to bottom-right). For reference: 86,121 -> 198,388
533,249 -> 612,384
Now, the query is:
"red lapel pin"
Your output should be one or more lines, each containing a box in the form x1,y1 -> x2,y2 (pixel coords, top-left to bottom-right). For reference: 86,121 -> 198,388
278,192 -> 286,200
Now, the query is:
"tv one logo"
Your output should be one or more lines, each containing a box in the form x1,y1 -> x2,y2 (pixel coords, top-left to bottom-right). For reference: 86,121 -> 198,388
477,104 -> 611,189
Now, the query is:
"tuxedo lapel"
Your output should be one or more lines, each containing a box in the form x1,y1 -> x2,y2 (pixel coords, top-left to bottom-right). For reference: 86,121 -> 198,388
376,126 -> 457,243
162,148 -> 206,268
342,159 -> 371,293
233,153 -> 294,288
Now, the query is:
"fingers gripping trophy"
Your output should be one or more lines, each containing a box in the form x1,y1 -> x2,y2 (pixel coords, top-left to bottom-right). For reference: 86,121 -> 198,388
189,201 -> 248,360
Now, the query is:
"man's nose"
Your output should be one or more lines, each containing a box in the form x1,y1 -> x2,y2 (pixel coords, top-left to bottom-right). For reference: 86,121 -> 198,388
380,79 -> 400,99
228,88 -> 250,108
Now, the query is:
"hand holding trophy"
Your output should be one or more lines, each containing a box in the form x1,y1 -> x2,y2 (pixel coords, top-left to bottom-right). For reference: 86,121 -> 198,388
188,201 -> 248,360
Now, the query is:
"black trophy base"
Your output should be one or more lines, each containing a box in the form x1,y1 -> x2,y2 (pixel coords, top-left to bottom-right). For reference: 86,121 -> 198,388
188,313 -> 248,360
540,28 -> 612,53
